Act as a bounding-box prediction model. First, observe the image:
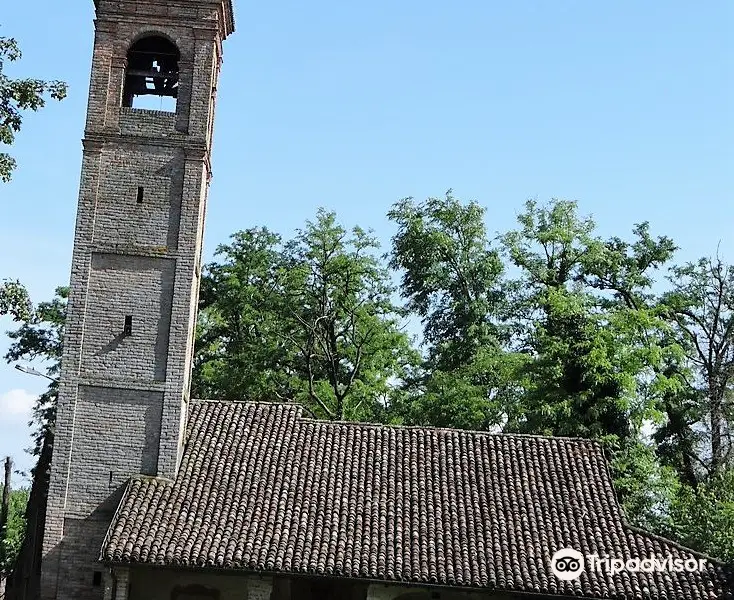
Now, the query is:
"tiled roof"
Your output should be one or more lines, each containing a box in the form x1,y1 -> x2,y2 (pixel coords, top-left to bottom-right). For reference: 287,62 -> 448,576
101,401 -> 733,599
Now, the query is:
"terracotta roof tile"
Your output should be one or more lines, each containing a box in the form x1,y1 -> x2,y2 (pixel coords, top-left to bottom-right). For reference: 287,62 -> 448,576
101,401 -> 733,599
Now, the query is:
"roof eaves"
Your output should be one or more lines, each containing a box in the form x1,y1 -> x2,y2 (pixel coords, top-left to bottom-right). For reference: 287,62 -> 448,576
98,475 -> 174,563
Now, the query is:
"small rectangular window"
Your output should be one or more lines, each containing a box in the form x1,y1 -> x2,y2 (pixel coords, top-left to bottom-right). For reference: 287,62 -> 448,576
123,315 -> 133,336
136,186 -> 144,203
92,571 -> 102,587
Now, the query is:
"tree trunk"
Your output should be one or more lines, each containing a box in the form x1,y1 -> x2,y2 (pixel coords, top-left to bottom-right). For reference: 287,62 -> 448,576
710,387 -> 724,476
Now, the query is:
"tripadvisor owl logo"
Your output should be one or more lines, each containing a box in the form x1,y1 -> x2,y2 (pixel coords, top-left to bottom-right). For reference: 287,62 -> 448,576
551,548 -> 585,580
549,547 -> 708,580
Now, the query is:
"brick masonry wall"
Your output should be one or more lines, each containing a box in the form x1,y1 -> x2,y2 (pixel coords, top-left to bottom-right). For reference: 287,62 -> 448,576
82,254 -> 175,382
67,386 -> 163,513
40,1 -> 233,599
52,517 -> 112,600
118,108 -> 179,137
93,144 -> 185,251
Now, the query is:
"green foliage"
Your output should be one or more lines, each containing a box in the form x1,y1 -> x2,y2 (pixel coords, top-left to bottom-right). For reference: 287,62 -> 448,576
664,469 -> 734,562
583,221 -> 678,310
195,210 -> 418,421
0,487 -> 29,573
499,200 -> 676,444
0,279 -> 32,321
194,228 -> 293,403
610,440 -> 679,534
5,286 -> 66,368
0,36 -> 67,182
501,198 -> 601,292
389,191 -> 506,369
394,347 -> 529,430
388,191 -> 518,429
652,365 -> 705,490
4,287 -> 65,455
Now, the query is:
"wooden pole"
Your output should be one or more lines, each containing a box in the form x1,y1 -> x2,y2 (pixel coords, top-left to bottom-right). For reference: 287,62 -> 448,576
0,456 -> 10,599
0,456 -> 10,537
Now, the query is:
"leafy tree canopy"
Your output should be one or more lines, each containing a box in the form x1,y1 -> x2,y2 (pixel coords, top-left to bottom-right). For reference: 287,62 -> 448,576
0,35 -> 67,182
195,210 -> 418,422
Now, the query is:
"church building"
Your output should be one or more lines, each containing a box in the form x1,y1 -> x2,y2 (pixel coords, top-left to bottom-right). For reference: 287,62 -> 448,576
10,1 -> 733,599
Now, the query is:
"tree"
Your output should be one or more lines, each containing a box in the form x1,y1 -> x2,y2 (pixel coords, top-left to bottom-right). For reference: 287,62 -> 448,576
194,228 -> 294,403
388,191 -> 521,429
195,210 -> 418,421
499,200 -> 677,445
664,468 -> 734,562
4,287 -> 66,455
282,211 -> 418,420
0,486 -> 28,574
497,200 -> 688,529
389,191 -> 506,370
0,35 -> 67,182
651,363 -> 702,490
661,256 -> 734,481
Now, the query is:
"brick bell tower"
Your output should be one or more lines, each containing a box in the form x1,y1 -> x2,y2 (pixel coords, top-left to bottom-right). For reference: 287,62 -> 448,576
40,2 -> 234,598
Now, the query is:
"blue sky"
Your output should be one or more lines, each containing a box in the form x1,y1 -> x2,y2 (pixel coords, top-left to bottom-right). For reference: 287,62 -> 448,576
0,1 -> 732,484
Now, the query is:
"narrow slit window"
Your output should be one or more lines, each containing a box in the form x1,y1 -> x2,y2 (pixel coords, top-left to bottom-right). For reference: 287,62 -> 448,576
136,186 -> 144,203
123,315 -> 133,337
92,571 -> 102,587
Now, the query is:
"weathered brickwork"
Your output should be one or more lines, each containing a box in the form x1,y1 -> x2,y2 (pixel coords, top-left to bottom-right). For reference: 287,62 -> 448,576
40,1 -> 235,599
93,144 -> 185,250
118,107 -> 179,138
67,386 -> 163,512
52,517 -> 111,600
82,254 -> 175,381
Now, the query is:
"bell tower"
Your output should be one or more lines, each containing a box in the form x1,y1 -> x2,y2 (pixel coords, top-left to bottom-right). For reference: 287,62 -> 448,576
40,2 -> 234,599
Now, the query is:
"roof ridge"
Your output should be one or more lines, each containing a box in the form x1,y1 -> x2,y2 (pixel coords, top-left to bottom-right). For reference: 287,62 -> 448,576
191,398 -> 604,446
302,416 -> 605,445
191,398 -> 302,410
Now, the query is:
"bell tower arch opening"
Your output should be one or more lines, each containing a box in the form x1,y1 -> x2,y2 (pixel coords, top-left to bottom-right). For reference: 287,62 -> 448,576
122,35 -> 180,112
